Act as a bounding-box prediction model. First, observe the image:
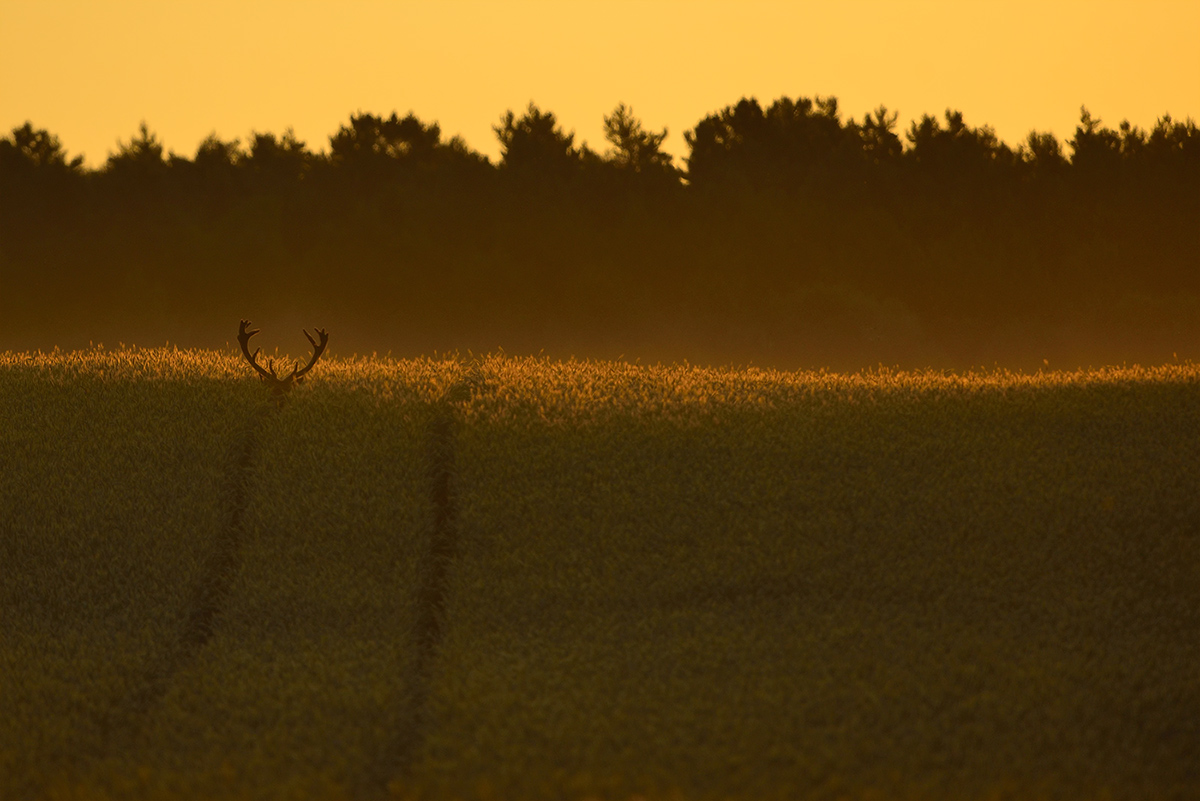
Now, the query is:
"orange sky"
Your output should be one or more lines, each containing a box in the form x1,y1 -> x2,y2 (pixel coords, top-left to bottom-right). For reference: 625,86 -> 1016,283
2,0 -> 1197,167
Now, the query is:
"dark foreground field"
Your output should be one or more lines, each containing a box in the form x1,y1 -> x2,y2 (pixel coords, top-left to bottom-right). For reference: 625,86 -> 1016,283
2,349 -> 1198,800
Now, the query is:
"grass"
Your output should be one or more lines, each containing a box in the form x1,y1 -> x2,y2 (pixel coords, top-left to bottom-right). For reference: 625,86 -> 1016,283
2,348 -> 1198,799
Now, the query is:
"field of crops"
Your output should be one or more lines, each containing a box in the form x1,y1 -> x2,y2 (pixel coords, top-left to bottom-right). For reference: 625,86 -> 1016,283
2,348 -> 1198,800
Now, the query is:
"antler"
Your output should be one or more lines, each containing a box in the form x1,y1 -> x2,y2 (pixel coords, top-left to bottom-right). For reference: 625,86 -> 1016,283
289,327 -> 329,382
238,320 -> 278,382
237,319 -> 328,396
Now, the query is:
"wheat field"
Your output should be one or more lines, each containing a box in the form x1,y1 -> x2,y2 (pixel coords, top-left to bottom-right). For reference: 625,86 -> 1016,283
2,348 -> 1198,800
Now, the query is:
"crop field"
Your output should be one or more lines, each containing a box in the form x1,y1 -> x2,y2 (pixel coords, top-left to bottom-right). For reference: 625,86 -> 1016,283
2,348 -> 1199,800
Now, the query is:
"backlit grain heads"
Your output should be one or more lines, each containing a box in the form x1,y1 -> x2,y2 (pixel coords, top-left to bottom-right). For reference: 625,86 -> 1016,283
237,319 -> 328,397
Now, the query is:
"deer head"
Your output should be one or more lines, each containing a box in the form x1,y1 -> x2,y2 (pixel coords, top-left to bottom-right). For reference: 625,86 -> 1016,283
238,319 -> 328,396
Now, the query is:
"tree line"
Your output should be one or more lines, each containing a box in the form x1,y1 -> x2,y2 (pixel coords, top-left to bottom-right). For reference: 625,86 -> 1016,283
2,98 -> 1197,369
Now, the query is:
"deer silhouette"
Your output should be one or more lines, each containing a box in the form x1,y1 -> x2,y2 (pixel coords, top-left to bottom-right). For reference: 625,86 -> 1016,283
237,319 -> 328,396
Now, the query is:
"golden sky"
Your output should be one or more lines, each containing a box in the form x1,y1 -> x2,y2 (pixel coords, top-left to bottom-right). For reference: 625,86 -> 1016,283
2,0 -> 1197,167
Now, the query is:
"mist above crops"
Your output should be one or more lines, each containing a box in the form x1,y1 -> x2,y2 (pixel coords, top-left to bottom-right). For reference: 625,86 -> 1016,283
2,98 -> 1197,369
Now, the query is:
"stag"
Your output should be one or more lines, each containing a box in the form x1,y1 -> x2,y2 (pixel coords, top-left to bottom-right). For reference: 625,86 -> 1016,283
238,319 -> 329,396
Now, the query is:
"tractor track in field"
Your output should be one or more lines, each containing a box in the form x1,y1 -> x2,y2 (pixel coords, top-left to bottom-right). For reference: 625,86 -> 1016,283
415,403 -> 460,661
178,402 -> 274,654
82,373 -> 471,798
378,380 -> 472,795
86,400 -> 277,769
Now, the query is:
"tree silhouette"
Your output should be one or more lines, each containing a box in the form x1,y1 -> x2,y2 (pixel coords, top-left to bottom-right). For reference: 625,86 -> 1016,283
193,133 -> 243,169
855,105 -> 902,167
494,102 -> 582,177
331,112 -> 438,169
684,95 -> 866,191
105,121 -> 170,180
904,110 -> 1016,180
156,133 -> 245,214
1144,113 -> 1200,191
1146,113 -> 1199,163
602,103 -> 676,178
329,111 -> 488,184
684,97 -> 769,188
1020,131 -> 1066,174
0,122 -> 86,238
1069,107 -> 1123,175
0,122 -> 83,172
244,128 -> 312,188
